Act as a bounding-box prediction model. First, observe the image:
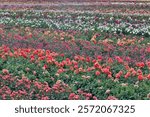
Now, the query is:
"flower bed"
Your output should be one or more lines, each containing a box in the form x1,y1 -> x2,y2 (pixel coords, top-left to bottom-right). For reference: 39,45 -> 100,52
0,1 -> 150,100
0,25 -> 150,100
0,11 -> 150,36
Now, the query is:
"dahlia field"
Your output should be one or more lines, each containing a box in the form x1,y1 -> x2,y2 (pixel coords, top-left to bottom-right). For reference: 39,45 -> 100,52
0,0 -> 150,100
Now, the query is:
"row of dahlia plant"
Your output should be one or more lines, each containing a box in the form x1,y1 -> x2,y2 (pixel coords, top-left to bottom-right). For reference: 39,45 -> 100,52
0,25 -> 150,99
0,11 -> 150,36
0,2 -> 150,15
